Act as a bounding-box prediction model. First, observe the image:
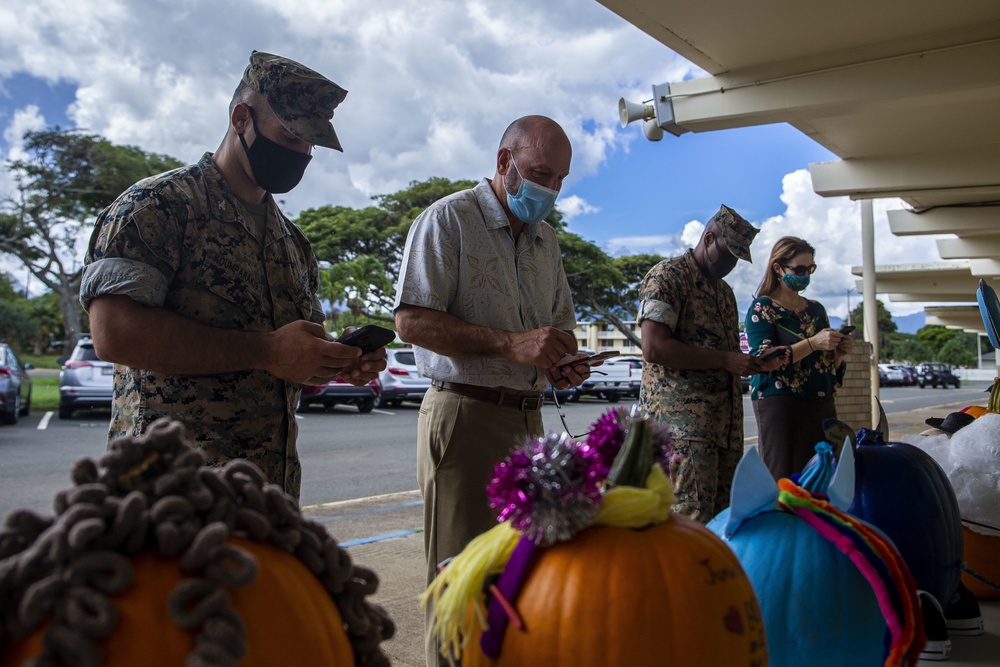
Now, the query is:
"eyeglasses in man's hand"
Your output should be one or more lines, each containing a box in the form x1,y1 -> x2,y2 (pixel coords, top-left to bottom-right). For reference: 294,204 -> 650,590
550,369 -> 607,439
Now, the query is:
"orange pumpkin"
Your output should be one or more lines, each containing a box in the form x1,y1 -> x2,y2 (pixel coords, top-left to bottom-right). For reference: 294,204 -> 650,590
462,516 -> 767,666
961,526 -> 1000,599
1,537 -> 354,666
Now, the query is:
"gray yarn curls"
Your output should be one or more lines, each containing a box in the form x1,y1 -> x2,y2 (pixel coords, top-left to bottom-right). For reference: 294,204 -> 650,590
0,419 -> 394,666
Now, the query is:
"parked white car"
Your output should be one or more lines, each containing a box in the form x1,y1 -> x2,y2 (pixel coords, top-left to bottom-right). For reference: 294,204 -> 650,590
577,350 -> 633,402
59,336 -> 114,419
877,363 -> 905,387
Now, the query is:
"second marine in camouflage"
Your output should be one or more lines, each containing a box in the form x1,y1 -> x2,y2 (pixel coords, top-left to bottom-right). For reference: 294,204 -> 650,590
637,205 -> 785,522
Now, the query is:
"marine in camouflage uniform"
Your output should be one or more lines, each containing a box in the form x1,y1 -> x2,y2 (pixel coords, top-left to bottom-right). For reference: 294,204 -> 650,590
637,205 -> 760,522
80,52 -> 354,501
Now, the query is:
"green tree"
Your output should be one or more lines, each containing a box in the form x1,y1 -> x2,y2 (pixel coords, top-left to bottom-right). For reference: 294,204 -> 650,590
892,338 -> 933,364
914,325 -> 959,358
0,272 -> 36,351
0,128 -> 182,350
938,337 -> 975,367
319,255 -> 396,326
849,299 -> 898,360
298,177 -> 477,323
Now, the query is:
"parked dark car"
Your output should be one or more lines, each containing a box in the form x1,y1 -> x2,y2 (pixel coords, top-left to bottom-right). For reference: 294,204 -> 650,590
59,336 -> 114,419
916,362 -> 961,389
298,377 -> 381,413
0,342 -> 33,425
543,384 -> 580,404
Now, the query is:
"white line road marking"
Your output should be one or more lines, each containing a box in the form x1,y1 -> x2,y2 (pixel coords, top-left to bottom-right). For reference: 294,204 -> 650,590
37,412 -> 53,430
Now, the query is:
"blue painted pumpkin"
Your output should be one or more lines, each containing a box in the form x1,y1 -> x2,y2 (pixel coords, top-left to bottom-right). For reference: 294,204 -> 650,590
709,443 -> 923,666
849,430 -> 963,609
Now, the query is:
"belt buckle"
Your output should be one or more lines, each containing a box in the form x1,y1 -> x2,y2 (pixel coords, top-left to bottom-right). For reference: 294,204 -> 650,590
520,396 -> 542,411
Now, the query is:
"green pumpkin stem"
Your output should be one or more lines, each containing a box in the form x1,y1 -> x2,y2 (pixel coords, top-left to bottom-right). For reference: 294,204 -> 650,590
607,411 -> 654,489
989,377 -> 1000,414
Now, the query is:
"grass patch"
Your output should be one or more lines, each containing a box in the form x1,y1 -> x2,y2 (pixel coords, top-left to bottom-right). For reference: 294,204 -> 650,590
29,376 -> 60,411
23,354 -> 63,370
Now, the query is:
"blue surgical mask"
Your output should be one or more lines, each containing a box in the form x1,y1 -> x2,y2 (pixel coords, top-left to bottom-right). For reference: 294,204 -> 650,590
505,157 -> 558,224
782,274 -> 810,292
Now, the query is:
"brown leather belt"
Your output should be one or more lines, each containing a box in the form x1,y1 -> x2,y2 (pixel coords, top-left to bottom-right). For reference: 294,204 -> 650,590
434,381 -> 544,411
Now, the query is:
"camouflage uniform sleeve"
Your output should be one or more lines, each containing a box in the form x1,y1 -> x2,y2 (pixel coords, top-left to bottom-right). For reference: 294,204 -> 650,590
80,188 -> 183,311
636,261 -> 683,331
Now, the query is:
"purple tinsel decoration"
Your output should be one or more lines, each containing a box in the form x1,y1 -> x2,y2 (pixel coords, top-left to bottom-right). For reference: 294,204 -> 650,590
585,406 -> 678,476
487,433 -> 604,546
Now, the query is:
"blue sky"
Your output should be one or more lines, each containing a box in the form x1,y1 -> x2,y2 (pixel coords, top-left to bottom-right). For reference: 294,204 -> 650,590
0,0 -> 947,329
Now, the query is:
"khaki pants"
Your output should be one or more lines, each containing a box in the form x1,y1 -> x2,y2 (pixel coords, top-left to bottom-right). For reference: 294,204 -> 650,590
418,387 -> 544,667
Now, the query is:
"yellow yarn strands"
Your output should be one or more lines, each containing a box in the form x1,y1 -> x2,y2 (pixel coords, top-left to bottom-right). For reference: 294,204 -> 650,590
420,522 -> 520,661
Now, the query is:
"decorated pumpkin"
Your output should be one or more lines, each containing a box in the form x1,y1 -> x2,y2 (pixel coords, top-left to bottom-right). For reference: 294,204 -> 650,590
708,442 -> 924,666
934,402 -> 1000,600
962,526 -> 1000,599
0,420 -> 394,667
849,428 -> 963,611
425,408 -> 768,666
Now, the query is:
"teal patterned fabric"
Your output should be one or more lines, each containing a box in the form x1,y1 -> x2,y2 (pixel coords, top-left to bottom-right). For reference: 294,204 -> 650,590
745,296 -> 845,399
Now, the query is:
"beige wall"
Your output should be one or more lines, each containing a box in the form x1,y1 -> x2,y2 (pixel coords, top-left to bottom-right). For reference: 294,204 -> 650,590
835,341 -> 875,431
573,321 -> 642,356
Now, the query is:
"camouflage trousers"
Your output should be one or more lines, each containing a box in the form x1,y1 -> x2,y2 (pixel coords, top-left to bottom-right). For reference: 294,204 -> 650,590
667,438 -> 744,523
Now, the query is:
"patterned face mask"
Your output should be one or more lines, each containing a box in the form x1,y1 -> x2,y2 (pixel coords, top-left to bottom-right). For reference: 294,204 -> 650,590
782,273 -> 811,292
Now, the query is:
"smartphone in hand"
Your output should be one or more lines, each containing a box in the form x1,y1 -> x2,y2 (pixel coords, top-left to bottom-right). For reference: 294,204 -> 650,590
336,325 -> 396,353
557,350 -> 621,368
757,346 -> 787,363
839,325 -> 856,335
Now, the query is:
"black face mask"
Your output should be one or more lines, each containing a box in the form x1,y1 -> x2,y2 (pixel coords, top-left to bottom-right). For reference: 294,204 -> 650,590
238,108 -> 312,194
705,238 -> 739,279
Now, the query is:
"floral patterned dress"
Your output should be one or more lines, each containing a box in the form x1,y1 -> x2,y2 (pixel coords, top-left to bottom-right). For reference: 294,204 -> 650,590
745,296 -> 845,400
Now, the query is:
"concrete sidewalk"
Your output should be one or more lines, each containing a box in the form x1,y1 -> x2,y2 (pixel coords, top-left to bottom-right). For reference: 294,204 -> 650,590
307,398 -> 996,667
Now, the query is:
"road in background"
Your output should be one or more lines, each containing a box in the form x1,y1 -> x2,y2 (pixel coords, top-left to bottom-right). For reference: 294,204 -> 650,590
0,383 -> 991,517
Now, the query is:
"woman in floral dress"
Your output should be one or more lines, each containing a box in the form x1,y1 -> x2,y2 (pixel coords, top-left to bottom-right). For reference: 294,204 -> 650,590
745,237 -> 852,479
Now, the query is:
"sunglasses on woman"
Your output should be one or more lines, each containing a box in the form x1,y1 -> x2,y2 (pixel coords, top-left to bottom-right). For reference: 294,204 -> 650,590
781,263 -> 817,276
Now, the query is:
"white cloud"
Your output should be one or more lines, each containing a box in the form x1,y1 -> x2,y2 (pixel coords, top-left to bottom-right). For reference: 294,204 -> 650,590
559,194 -> 599,222
0,0 -> 701,214
600,169 -> 951,322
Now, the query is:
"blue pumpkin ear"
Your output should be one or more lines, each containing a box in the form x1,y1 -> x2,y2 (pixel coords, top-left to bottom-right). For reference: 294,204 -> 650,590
875,397 -> 889,436
722,445 -> 779,538
828,436 -> 856,510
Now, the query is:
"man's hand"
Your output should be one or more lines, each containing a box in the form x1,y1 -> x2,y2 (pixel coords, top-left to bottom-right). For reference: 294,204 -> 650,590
722,351 -> 764,377
546,352 -> 591,389
264,321 -> 364,385
507,327 -> 578,368
757,347 -> 790,372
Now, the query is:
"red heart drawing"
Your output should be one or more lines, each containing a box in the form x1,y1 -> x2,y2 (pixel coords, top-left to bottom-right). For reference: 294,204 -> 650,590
724,606 -> 744,634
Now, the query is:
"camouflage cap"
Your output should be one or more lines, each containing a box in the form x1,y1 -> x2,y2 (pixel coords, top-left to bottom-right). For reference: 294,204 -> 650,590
243,50 -> 348,151
710,204 -> 759,262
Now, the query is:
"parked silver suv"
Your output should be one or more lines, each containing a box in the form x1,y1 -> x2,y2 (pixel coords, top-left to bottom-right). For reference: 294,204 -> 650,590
377,348 -> 431,407
59,336 -> 114,419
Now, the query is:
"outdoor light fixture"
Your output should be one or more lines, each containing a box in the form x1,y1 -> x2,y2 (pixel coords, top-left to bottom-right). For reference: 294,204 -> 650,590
618,82 -> 688,141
